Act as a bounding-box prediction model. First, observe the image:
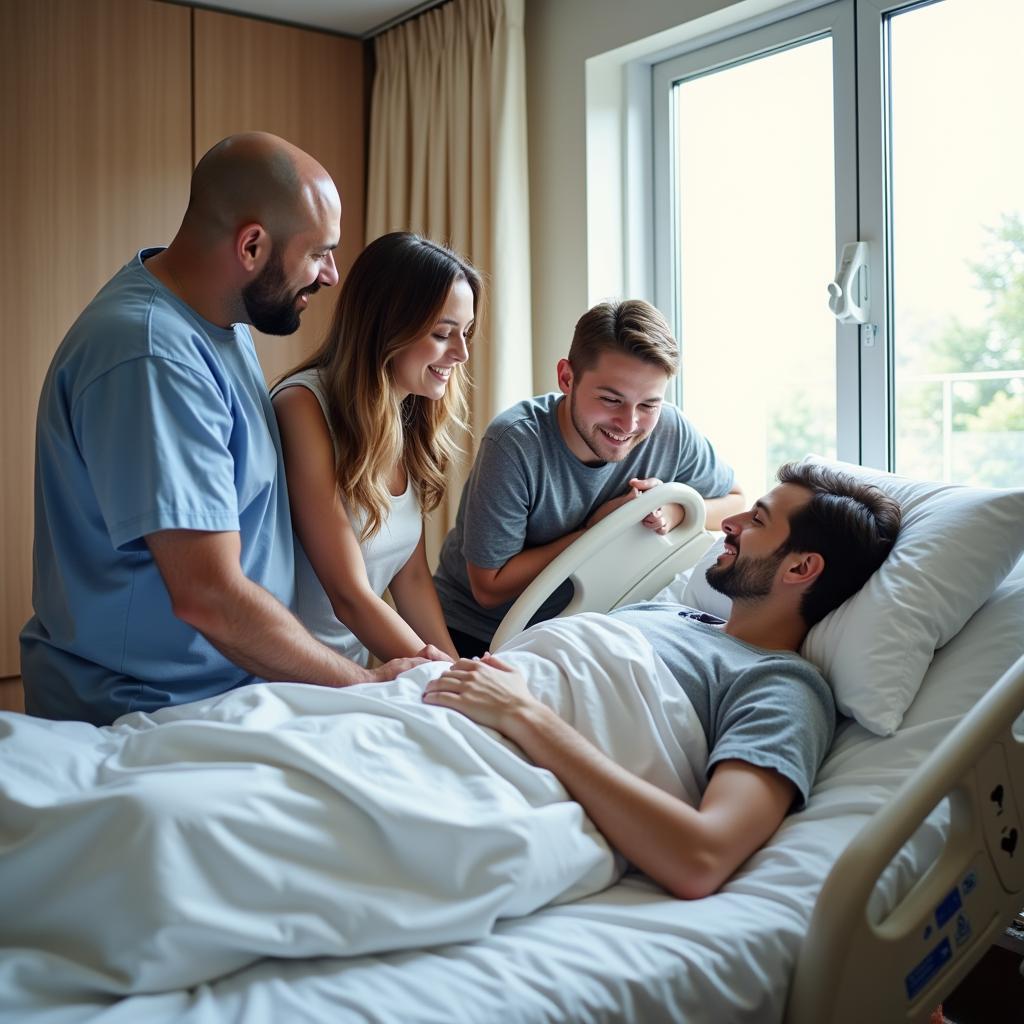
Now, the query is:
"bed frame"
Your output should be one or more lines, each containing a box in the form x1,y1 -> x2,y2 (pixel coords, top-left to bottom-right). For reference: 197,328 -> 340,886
490,482 -> 716,650
492,482 -> 1024,1024
787,649 -> 1024,1023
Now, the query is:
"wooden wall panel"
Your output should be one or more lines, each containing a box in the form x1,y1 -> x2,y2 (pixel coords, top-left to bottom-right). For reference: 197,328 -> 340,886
0,678 -> 25,714
193,11 -> 367,384
0,0 -> 192,678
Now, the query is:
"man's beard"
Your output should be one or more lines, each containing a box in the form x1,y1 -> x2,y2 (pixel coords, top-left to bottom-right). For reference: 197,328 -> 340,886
241,247 -> 319,336
568,390 -> 646,463
705,545 -> 785,601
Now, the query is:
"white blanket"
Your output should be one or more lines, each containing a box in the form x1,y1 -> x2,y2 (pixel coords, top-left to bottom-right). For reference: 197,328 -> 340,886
0,614 -> 705,996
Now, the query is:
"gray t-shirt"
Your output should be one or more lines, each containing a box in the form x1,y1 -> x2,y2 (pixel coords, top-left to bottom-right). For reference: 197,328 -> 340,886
435,393 -> 735,643
611,603 -> 836,806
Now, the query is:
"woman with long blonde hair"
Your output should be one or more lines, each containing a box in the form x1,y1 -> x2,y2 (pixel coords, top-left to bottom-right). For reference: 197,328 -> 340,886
271,232 -> 480,665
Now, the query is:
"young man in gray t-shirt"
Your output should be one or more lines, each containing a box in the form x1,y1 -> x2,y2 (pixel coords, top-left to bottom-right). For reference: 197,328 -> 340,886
424,461 -> 902,900
435,299 -> 744,655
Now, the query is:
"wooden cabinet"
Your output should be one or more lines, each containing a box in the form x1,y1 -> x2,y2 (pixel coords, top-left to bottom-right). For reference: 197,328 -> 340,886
0,0 -> 367,681
0,0 -> 192,678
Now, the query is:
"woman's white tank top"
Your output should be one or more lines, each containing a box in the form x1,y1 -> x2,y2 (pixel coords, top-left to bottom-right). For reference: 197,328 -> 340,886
271,368 -> 421,665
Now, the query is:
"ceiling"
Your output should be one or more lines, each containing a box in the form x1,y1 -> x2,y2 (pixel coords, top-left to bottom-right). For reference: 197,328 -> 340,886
188,0 -> 438,38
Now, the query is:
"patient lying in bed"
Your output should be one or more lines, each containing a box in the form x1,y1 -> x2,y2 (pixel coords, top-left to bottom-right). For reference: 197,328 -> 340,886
0,461 -> 900,996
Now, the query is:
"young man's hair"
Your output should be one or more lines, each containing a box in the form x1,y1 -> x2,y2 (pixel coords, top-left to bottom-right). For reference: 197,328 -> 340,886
567,299 -> 679,376
775,461 -> 902,627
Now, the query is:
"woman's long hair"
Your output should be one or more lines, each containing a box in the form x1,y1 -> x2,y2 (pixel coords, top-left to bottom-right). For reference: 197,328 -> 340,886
280,232 -> 482,541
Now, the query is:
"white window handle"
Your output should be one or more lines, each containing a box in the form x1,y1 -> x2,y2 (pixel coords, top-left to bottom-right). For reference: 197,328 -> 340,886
828,241 -> 870,324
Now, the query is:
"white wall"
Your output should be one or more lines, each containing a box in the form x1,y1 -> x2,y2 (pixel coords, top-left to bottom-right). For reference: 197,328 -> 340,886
524,0 -> 747,393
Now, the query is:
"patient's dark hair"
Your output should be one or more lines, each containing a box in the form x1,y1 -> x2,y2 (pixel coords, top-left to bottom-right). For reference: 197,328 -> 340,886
775,461 -> 902,627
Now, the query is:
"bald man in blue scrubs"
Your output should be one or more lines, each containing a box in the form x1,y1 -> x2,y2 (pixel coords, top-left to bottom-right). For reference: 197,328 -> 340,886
22,133 -> 423,725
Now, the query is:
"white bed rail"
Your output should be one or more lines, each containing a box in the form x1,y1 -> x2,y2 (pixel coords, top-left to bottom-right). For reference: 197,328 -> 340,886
491,482 -> 714,651
786,652 -> 1024,1024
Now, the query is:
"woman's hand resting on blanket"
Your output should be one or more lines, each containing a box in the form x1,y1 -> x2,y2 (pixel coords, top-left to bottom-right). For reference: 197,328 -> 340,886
366,655 -> 432,682
367,646 -> 452,682
422,654 -> 537,736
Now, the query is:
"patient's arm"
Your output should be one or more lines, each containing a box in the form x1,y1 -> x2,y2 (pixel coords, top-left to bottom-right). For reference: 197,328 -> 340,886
146,529 -> 425,686
423,655 -> 793,899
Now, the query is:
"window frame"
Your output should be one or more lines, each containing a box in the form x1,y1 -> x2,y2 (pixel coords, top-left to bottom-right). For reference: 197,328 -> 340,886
650,0 -> 976,474
651,0 -> 862,464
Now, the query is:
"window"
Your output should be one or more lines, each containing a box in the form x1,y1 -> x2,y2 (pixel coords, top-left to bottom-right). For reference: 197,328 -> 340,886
654,0 -> 1024,492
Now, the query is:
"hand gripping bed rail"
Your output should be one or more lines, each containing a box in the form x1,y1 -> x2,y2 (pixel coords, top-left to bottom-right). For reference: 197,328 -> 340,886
490,482 -> 714,651
786,652 -> 1024,1024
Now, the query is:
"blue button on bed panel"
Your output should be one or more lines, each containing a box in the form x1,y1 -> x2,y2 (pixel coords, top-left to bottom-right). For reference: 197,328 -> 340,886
905,938 -> 953,1001
935,886 -> 963,929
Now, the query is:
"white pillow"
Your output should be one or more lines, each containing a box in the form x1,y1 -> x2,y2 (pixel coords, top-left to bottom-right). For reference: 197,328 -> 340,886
678,457 -> 1024,736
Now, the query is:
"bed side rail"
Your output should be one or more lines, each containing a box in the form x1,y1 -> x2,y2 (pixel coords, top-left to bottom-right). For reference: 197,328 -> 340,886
491,482 -> 714,651
785,652 -> 1024,1024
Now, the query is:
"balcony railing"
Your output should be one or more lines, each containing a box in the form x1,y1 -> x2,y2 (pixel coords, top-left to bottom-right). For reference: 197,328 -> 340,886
900,368 -> 1024,484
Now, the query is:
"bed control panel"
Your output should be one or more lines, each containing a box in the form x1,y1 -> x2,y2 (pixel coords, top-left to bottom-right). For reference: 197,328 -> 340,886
904,859 -> 987,1002
976,741 -> 1024,893
901,847 -> 1003,1007
898,736 -> 1024,1009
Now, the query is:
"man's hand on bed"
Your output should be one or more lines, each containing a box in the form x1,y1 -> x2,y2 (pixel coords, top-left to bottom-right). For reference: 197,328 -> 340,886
367,656 -> 432,682
421,654 -> 537,733
630,477 -> 685,535
415,644 -> 455,663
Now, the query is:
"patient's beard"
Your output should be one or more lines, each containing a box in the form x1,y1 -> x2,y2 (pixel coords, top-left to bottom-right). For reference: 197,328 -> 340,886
705,548 -> 784,601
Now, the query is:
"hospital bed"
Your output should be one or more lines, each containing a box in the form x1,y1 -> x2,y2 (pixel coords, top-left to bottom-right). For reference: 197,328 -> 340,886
2,465 -> 1023,1024
493,470 -> 1024,1023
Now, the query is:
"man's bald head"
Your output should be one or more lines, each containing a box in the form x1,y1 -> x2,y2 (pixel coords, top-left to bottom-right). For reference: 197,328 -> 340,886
149,133 -> 341,332
183,132 -> 339,245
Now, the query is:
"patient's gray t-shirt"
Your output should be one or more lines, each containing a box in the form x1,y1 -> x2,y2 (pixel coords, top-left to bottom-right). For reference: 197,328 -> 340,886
434,392 -> 735,644
611,603 -> 836,806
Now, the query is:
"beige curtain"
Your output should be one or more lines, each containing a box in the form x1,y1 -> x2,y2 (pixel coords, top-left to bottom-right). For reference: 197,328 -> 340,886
366,0 -> 532,563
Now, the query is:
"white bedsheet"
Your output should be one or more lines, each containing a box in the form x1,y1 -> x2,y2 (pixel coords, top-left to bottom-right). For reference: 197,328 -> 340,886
0,615 -> 705,1006
2,569 -> 1021,1024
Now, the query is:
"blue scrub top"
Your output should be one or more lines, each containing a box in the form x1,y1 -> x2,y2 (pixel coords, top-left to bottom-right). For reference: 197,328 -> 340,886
20,249 -> 295,724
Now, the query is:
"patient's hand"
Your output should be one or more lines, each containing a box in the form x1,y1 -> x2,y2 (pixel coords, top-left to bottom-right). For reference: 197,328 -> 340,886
421,654 -> 535,734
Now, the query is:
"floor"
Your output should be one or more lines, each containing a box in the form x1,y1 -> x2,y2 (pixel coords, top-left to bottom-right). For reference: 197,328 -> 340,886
941,936 -> 1024,1023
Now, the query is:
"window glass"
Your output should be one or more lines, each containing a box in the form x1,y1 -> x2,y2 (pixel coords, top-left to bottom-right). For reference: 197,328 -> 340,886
889,0 -> 1024,485
673,38 -> 836,496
